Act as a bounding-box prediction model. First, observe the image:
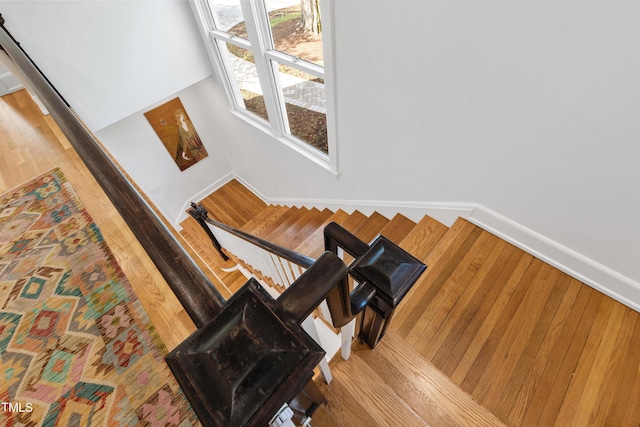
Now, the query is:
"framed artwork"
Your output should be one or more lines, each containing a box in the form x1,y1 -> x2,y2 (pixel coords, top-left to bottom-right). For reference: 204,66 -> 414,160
144,97 -> 208,171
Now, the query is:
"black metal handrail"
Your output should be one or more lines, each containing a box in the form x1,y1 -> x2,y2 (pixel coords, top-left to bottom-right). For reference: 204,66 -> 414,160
0,16 -> 225,328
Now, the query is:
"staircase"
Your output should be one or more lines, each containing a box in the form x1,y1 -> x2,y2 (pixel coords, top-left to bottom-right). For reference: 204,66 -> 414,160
179,179 -> 640,427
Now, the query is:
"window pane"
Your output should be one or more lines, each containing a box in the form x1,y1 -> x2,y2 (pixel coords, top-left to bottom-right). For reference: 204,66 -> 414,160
209,0 -> 247,39
265,0 -> 324,67
275,62 -> 327,153
226,43 -> 269,122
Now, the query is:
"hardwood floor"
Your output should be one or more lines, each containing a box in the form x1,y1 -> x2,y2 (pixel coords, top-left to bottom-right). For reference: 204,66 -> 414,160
0,89 -> 198,351
6,88 -> 640,426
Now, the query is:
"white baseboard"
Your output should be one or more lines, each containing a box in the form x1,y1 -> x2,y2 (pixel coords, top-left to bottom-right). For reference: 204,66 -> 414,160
180,175 -> 640,312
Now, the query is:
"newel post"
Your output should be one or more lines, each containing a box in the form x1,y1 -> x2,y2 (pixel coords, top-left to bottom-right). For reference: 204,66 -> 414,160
324,223 -> 427,348
166,252 -> 348,426
189,203 -> 229,261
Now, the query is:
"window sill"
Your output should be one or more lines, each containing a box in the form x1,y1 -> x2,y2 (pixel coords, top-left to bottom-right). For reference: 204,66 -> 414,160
230,108 -> 339,177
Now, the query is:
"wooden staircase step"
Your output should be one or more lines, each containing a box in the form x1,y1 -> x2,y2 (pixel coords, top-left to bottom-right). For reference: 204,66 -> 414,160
240,205 -> 289,236
294,209 -> 351,259
378,213 -> 417,245
351,211 -> 390,243
257,206 -> 308,240
335,210 -> 368,235
198,179 -> 267,228
269,207 -> 334,249
398,214 -> 449,261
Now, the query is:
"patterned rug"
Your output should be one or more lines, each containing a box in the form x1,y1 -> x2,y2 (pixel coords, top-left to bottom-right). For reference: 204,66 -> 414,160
0,169 -> 199,426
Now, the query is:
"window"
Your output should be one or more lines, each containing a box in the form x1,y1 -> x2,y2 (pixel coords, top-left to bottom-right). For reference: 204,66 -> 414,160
191,0 -> 336,170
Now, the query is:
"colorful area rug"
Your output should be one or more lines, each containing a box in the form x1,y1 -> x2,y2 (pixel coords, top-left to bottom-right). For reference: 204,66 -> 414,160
0,169 -> 199,426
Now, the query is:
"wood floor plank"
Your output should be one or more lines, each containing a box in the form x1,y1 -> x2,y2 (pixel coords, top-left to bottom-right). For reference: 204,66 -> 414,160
201,178 -> 266,227
565,301 -> 626,426
325,350 -> 430,426
413,234 -> 502,357
336,209 -> 367,234
489,271 -> 573,419
458,257 -> 543,390
352,211 -> 390,243
240,205 -> 289,236
617,315 -> 640,425
260,207 -> 308,241
505,277 -> 582,426
269,207 -> 332,249
433,245 -> 522,377
470,264 -> 562,410
315,376 -> 382,427
392,219 -> 482,339
522,286 -> 602,426
400,226 -> 489,346
398,214 -> 449,261
551,296 -> 617,426
588,306 -> 638,426
377,213 -> 417,244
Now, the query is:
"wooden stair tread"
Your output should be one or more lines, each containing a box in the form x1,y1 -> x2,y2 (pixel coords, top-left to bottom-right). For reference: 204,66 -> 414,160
398,214 -> 449,261
178,216 -> 250,296
269,207 -> 333,249
378,213 -> 417,245
257,207 -> 307,240
198,179 -> 266,228
352,211 -> 390,243
240,205 -> 289,236
335,210 -> 368,235
294,209 -> 351,259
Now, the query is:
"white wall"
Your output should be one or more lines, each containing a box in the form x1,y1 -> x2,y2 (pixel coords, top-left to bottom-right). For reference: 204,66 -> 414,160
3,1 -> 639,306
202,0 -> 640,295
0,0 -> 213,131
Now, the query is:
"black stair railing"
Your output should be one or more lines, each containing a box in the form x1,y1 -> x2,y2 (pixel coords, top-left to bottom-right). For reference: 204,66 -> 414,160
191,204 -> 427,351
189,203 -> 376,330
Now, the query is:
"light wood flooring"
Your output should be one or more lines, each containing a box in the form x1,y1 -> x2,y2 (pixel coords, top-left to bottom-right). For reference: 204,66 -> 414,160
4,89 -> 640,426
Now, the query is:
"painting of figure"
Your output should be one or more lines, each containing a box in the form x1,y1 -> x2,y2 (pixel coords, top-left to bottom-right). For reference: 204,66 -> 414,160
144,98 -> 208,171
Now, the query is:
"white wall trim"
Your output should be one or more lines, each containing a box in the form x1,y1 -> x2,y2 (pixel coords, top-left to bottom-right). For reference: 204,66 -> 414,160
178,173 -> 640,313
